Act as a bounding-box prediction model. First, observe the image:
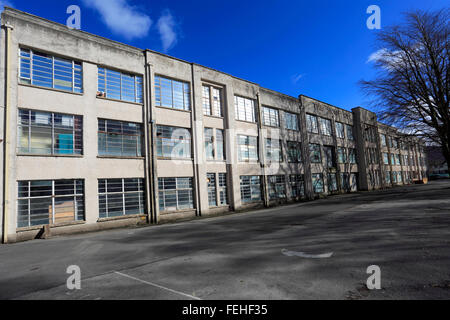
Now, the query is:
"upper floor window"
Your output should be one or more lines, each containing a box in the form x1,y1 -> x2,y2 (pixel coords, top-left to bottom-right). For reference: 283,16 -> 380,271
336,122 -> 345,139
18,109 -> 83,156
309,143 -> 322,163
155,76 -> 190,111
306,114 -> 319,134
238,135 -> 258,162
346,125 -> 355,140
235,96 -> 256,122
262,106 -> 279,127
204,128 -> 214,160
265,138 -> 282,162
98,119 -> 143,157
287,141 -> 302,163
98,67 -> 143,103
380,134 -> 387,146
202,85 -> 223,117
319,117 -> 332,136
20,48 -> 83,93
285,112 -> 299,131
156,125 -> 192,159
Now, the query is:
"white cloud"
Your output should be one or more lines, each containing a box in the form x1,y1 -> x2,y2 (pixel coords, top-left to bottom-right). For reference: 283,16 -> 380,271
82,0 -> 152,40
291,73 -> 305,84
157,10 -> 178,52
367,48 -> 389,63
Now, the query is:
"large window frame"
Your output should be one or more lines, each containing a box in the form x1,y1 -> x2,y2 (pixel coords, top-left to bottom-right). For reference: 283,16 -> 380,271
18,109 -> 83,156
18,179 -> 84,228
98,119 -> 143,157
319,117 -> 333,136
158,177 -> 194,212
240,176 -> 262,203
268,175 -> 286,200
262,106 -> 280,127
235,96 -> 256,123
98,178 -> 145,219
309,143 -> 322,163
19,48 -> 83,93
156,125 -> 192,159
202,84 -> 223,117
265,138 -> 282,162
238,135 -> 259,162
306,114 -> 319,134
287,141 -> 302,163
98,67 -> 143,103
290,175 -> 305,198
155,75 -> 191,111
285,112 -> 299,131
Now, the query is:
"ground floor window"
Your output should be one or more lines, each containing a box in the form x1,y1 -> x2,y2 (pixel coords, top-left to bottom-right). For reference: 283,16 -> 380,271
268,175 -> 286,200
385,172 -> 392,184
207,173 -> 217,207
328,173 -> 338,192
240,176 -> 262,203
158,177 -> 194,212
340,173 -> 358,192
218,173 -> 228,206
312,173 -> 324,193
290,175 -> 305,198
99,178 -> 145,218
392,171 -> 398,184
18,180 -> 84,228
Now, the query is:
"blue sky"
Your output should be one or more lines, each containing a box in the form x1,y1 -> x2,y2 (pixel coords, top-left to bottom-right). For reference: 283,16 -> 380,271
1,0 -> 448,111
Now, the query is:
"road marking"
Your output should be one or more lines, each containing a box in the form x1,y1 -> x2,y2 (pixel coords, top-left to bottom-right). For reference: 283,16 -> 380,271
282,249 -> 333,259
114,271 -> 201,300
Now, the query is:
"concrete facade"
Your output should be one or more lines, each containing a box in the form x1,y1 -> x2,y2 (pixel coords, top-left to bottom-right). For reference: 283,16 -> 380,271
0,8 -> 428,243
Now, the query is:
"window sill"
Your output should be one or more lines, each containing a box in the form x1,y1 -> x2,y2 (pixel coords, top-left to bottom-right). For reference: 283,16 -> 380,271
97,155 -> 145,160
262,124 -> 281,129
17,153 -> 83,158
19,83 -> 84,96
157,157 -> 194,161
98,214 -> 146,222
155,106 -> 192,113
160,208 -> 196,215
203,115 -> 224,120
235,119 -> 257,125
17,220 -> 86,232
96,96 -> 143,106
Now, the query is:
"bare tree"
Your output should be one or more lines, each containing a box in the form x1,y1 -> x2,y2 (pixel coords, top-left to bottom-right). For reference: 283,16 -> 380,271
360,9 -> 449,165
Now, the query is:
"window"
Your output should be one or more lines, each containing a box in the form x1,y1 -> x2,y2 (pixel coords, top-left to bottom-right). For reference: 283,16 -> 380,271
290,175 -> 305,198
207,173 -> 217,207
306,114 -> 319,133
309,144 -> 322,163
240,176 -> 262,203
155,76 -> 191,110
392,171 -> 398,183
99,178 -> 145,218
158,177 -> 194,212
156,125 -> 191,159
98,119 -> 142,157
365,126 -> 377,143
385,172 -> 392,184
235,96 -> 256,122
341,173 -> 358,191
204,128 -> 214,160
216,129 -> 225,161
328,173 -> 338,192
392,138 -> 399,149
218,173 -> 228,206
349,148 -> 357,164
312,173 -> 324,193
390,154 -> 396,166
18,109 -> 83,155
262,106 -> 279,127
383,153 -> 390,165
387,136 -> 393,148
323,146 -> 336,168
395,154 -> 401,165
18,180 -> 84,228
265,139 -> 282,162
380,134 -> 387,147
346,125 -> 355,141
338,147 -> 347,164
238,135 -> 258,162
19,48 -> 83,93
319,117 -> 332,136
336,122 -> 345,139
287,141 -> 302,163
202,85 -> 223,117
268,176 -> 286,200
285,112 -> 299,131
398,172 -> 403,183
98,67 -> 143,103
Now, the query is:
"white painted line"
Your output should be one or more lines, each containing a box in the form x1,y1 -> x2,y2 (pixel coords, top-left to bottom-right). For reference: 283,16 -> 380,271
114,271 -> 201,300
282,249 -> 333,259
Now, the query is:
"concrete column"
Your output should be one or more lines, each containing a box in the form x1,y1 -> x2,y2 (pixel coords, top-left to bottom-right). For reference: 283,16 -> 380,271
298,96 -> 314,200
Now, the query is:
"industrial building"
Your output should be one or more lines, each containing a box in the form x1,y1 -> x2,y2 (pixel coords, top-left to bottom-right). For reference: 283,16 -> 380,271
0,8 -> 427,243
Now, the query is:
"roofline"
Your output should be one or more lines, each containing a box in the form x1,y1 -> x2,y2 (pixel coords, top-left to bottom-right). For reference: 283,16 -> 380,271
300,94 -> 353,115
